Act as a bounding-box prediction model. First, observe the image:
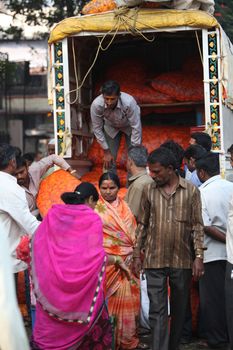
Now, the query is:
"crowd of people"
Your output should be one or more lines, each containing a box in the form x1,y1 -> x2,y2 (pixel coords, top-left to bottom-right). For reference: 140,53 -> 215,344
1,80 -> 233,350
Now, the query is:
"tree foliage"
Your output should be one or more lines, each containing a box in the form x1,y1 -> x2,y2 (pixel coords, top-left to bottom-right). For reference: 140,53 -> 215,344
3,0 -> 87,29
215,0 -> 233,41
2,0 -> 233,41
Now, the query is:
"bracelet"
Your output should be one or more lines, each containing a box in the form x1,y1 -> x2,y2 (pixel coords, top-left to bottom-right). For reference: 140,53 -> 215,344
69,169 -> 76,174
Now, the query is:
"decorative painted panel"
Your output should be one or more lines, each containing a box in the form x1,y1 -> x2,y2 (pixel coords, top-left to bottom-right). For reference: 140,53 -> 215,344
210,104 -> 220,126
51,39 -> 71,157
54,42 -> 63,64
202,28 -> 223,152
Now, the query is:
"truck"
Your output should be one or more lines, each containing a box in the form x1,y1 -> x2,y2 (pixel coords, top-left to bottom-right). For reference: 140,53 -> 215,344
47,6 -> 233,181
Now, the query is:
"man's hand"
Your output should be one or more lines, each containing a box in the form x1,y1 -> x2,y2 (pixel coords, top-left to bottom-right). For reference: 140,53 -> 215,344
72,171 -> 82,180
67,167 -> 81,179
192,257 -> 204,281
103,149 -> 114,170
132,257 -> 142,277
118,261 -> 131,280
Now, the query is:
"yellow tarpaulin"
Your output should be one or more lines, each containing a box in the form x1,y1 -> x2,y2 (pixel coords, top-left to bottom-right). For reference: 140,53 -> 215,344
48,8 -> 219,44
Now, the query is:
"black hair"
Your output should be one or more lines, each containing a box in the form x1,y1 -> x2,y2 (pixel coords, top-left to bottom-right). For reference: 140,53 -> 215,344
101,80 -> 120,96
227,144 -> 233,154
128,145 -> 148,167
148,147 -> 177,170
23,153 -> 35,163
0,143 -> 16,170
14,147 -> 22,158
190,132 -> 212,151
61,182 -> 99,205
160,140 -> 184,169
98,172 -> 121,189
16,156 -> 27,169
184,144 -> 207,161
195,152 -> 220,176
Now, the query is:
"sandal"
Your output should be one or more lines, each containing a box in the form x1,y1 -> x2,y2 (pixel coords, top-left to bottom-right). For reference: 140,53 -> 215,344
136,342 -> 151,349
197,340 -> 209,348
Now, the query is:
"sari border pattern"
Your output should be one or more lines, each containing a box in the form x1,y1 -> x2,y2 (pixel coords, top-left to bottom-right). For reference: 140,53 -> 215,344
30,237 -> 107,324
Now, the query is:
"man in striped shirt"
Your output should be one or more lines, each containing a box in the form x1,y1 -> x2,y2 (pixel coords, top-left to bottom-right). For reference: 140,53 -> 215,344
133,147 -> 204,350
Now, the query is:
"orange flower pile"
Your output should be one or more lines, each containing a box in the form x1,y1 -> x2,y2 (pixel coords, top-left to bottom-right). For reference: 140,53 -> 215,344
150,71 -> 204,102
82,166 -> 128,187
95,56 -> 203,105
37,169 -> 81,217
88,137 -> 127,170
142,125 -> 190,153
88,125 -> 190,171
82,0 -> 116,14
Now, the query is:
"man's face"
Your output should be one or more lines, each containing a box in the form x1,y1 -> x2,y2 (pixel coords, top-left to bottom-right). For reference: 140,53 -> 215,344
196,168 -> 205,183
189,137 -> 196,145
48,144 -> 55,155
103,94 -> 119,110
15,166 -> 29,186
149,162 -> 171,186
184,157 -> 195,172
126,157 -> 133,174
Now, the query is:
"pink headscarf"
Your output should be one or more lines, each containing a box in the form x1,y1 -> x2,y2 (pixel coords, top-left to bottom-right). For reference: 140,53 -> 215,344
31,204 -> 106,323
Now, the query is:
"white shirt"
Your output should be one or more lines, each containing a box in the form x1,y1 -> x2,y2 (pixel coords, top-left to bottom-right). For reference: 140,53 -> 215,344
0,171 -> 40,273
199,175 -> 233,263
227,195 -> 233,265
0,225 -> 30,350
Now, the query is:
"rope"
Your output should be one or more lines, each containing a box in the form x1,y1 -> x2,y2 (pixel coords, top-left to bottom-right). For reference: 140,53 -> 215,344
195,30 -> 203,66
67,38 -> 80,105
65,21 -> 120,105
65,7 -> 157,105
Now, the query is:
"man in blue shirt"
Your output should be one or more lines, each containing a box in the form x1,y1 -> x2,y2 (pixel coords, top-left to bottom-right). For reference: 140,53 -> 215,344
184,145 -> 207,187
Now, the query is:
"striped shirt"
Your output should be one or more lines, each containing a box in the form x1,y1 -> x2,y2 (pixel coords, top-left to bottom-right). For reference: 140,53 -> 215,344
133,176 -> 204,269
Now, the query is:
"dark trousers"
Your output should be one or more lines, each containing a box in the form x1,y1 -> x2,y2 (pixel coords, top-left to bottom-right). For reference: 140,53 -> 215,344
225,261 -> 233,350
181,296 -> 193,340
199,260 -> 228,347
146,268 -> 192,350
104,131 -> 131,173
14,270 -> 31,324
182,280 -> 205,340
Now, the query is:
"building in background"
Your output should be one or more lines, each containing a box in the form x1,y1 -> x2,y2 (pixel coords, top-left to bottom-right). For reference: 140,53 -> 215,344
0,5 -> 53,154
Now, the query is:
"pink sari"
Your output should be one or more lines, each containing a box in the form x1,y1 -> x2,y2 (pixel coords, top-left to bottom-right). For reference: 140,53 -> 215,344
31,204 -> 112,350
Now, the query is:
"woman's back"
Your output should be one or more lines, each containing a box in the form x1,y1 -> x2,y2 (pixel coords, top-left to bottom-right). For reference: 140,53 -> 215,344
31,184 -> 112,350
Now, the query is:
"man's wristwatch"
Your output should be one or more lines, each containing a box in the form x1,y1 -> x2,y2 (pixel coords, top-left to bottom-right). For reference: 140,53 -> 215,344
196,254 -> 203,259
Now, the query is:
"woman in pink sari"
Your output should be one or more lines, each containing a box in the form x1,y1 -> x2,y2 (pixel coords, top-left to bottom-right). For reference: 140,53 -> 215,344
31,182 -> 112,350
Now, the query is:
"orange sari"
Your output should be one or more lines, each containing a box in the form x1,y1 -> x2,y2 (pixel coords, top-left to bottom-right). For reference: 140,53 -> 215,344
96,196 -> 140,350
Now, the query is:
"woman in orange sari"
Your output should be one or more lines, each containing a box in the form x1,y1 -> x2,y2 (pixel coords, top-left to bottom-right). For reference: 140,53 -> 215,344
96,172 -> 148,350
